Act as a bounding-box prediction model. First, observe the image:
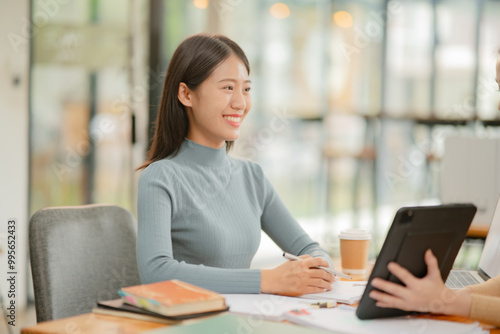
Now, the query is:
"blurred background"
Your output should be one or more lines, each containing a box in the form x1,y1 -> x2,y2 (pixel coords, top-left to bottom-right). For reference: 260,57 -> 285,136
1,0 -> 500,330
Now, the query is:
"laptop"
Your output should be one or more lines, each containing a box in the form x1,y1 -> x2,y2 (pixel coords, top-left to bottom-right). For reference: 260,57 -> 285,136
446,195 -> 500,289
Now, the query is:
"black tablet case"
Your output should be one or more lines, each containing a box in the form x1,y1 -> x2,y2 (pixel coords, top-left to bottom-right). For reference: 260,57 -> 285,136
356,204 -> 477,320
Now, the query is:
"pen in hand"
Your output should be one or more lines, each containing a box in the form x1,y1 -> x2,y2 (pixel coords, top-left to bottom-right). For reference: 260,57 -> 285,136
283,252 -> 352,280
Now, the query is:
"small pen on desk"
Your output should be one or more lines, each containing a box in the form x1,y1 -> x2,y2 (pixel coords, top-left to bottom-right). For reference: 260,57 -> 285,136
282,252 -> 352,280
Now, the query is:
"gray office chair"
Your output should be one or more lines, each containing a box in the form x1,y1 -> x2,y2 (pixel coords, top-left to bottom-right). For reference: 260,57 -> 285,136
29,204 -> 141,322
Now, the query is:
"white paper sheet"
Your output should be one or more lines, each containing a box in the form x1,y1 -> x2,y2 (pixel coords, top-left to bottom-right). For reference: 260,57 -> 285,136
299,280 -> 367,304
284,305 -> 488,334
223,293 -> 326,321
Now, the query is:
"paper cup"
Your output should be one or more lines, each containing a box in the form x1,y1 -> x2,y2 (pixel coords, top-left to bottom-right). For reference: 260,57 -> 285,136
339,229 -> 371,274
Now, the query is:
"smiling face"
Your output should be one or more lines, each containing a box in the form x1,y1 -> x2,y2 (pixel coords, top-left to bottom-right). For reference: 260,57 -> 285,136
178,53 -> 252,149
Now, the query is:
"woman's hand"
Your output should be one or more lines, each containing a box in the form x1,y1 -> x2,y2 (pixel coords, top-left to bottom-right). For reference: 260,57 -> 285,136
369,249 -> 472,317
261,255 -> 335,296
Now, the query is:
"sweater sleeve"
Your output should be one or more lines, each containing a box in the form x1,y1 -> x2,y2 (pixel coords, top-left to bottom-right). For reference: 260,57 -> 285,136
253,164 -> 335,270
469,294 -> 500,327
468,275 -> 500,296
467,275 -> 500,327
136,163 -> 261,294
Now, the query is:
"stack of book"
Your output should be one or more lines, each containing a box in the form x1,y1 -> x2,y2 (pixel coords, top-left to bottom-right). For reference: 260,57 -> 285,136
92,279 -> 228,323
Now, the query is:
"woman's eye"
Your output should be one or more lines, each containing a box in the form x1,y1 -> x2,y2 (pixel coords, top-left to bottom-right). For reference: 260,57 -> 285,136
224,86 -> 233,90
244,87 -> 251,92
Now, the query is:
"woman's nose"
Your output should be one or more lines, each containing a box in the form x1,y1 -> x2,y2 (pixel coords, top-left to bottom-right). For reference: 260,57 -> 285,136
231,90 -> 246,110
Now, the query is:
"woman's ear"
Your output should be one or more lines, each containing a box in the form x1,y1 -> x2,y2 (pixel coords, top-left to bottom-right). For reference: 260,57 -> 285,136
178,82 -> 193,108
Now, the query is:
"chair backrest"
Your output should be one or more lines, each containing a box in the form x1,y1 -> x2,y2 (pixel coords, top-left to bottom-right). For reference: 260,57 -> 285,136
29,204 -> 141,322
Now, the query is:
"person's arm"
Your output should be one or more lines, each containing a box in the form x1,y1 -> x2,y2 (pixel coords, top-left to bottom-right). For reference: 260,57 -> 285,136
369,249 -> 472,317
467,275 -> 500,326
251,163 -> 335,295
468,274 -> 500,296
137,163 -> 261,293
468,293 -> 500,327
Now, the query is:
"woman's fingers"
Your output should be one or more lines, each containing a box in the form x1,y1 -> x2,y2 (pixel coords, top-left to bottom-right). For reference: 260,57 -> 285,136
266,255 -> 336,296
309,267 -> 334,282
299,257 -> 335,283
308,278 -> 333,290
302,285 -> 330,295
371,277 -> 408,298
292,260 -> 334,291
366,251 -> 452,314
387,261 -> 418,286
424,249 -> 442,281
370,289 -> 395,304
369,289 -> 409,311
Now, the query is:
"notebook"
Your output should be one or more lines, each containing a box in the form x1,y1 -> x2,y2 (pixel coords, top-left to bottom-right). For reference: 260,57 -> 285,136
446,195 -> 500,289
119,279 -> 228,317
93,299 -> 179,324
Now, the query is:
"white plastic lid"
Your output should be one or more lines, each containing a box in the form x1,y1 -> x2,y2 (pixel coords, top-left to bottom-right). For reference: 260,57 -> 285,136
338,229 -> 371,240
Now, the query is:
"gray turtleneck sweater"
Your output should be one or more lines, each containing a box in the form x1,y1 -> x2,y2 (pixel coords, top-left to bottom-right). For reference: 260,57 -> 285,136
137,138 -> 333,293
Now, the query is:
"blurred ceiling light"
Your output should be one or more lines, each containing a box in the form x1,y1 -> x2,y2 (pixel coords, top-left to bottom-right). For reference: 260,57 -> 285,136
270,3 -> 290,19
333,11 -> 353,28
193,0 -> 208,9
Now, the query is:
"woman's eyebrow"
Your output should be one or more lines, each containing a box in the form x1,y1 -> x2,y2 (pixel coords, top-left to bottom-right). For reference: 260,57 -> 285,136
217,78 -> 252,83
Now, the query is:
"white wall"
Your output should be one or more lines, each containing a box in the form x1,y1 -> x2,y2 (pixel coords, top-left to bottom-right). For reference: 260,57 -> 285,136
0,0 -> 30,310
441,136 -> 500,227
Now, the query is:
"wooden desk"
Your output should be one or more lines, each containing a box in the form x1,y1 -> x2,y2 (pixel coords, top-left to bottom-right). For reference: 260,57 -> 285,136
21,313 -> 167,334
22,265 -> 498,334
417,313 -> 497,333
21,310 -> 499,334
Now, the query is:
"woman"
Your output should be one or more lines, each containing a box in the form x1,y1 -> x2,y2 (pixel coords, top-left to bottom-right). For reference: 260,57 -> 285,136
369,53 -> 500,327
136,33 -> 334,295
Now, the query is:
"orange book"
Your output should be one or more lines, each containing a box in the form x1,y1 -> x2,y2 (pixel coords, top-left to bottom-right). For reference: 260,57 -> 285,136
118,280 -> 227,317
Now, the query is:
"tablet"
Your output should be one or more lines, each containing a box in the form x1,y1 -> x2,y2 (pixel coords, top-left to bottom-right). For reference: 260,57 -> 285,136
356,203 -> 477,320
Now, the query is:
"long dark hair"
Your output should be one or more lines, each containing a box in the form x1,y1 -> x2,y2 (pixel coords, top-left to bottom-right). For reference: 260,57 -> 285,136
137,33 -> 250,170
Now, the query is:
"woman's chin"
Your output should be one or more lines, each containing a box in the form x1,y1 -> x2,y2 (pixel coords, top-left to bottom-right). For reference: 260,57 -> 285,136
225,132 -> 241,142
